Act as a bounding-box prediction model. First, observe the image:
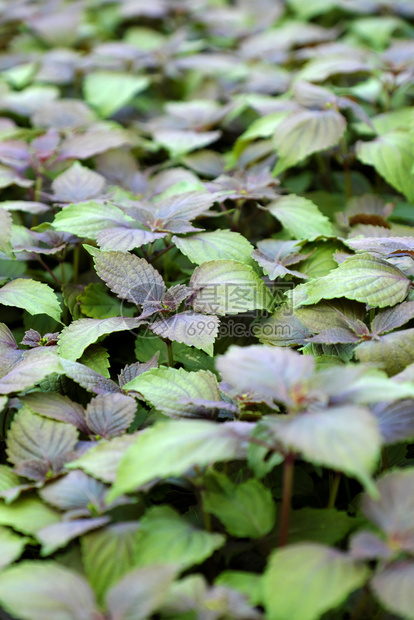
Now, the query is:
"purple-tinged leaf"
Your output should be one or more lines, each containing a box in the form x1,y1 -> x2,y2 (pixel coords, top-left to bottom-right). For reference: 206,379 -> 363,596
0,85 -> 59,117
0,165 -> 32,188
216,345 -> 315,408
163,284 -> 191,311
150,312 -> 219,355
257,308 -> 312,347
6,408 -> 78,480
90,249 -> 166,308
32,99 -> 95,130
85,393 -> 136,439
21,329 -> 59,347
371,301 -> 414,335
344,236 -> 414,257
21,392 -> 88,434
355,328 -> 414,376
66,434 -> 138,483
96,227 -> 166,252
306,327 -> 361,344
58,317 -> 143,361
361,469 -> 414,551
37,517 -> 109,556
39,470 -> 107,514
106,564 -> 178,620
252,239 -> 309,280
293,81 -> 336,109
118,353 -> 159,388
52,163 -> 106,203
204,168 -> 279,201
108,420 -> 253,500
371,560 -> 414,620
60,128 -> 132,160
371,399 -> 414,444
128,190 -> 223,234
0,561 -> 99,620
303,253 -> 411,308
0,349 -> 62,394
0,323 -> 18,351
60,359 -> 121,395
349,531 -> 394,560
0,201 -> 50,214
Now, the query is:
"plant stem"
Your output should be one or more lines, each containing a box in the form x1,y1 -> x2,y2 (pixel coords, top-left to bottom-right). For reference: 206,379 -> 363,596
38,257 -> 60,287
72,245 -> 80,284
327,472 -> 341,509
166,339 -> 174,367
279,453 -> 295,547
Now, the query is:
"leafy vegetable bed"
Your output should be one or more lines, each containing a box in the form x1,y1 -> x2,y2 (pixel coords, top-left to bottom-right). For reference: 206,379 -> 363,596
1,0 -> 414,618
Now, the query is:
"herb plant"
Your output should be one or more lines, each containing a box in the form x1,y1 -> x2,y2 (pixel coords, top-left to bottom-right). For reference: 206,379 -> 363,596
1,1 -> 414,619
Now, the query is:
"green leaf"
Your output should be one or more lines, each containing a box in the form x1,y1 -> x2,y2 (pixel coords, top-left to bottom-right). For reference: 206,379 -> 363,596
0,208 -> 13,258
267,195 -> 333,240
78,283 -> 129,319
0,278 -> 61,322
83,71 -> 149,117
203,470 -> 276,539
173,231 -> 255,267
190,260 -> 272,315
79,343 -> 111,377
52,201 -> 134,239
356,131 -> 414,203
0,561 -> 97,620
273,109 -> 346,175
150,312 -> 219,356
279,508 -> 357,545
108,419 -> 252,501
58,317 -> 142,361
268,406 -> 381,495
66,434 -> 138,483
134,505 -> 225,569
6,407 -> 78,480
122,367 -> 221,417
302,253 -> 411,308
215,571 -> 263,607
81,522 -> 139,605
0,526 -> 28,569
0,495 -> 60,535
263,543 -> 369,620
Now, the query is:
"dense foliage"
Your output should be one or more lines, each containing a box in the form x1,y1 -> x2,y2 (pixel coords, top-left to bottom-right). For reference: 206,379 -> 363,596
2,0 -> 414,618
